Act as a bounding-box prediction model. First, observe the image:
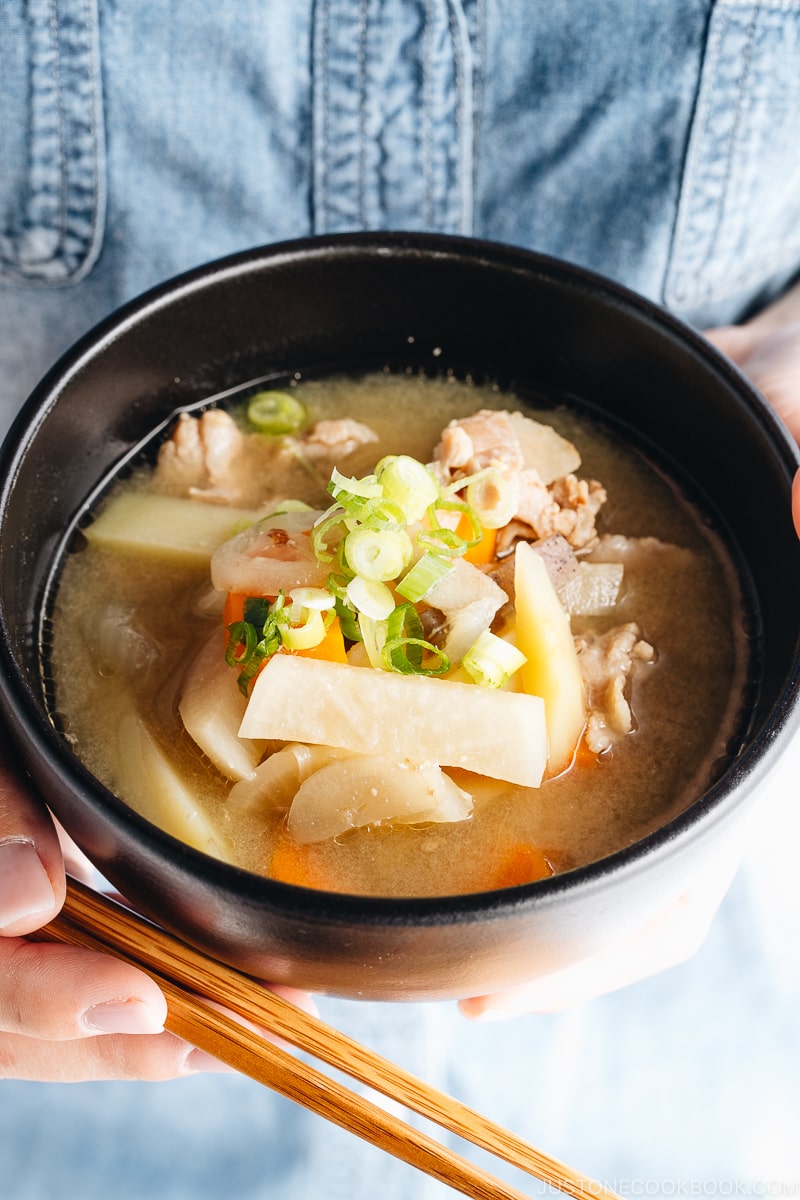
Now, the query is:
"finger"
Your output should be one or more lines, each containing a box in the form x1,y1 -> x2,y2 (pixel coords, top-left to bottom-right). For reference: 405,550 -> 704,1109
0,937 -> 167,1041
703,324 -> 762,364
0,1027 -> 233,1083
0,741 -> 64,935
706,322 -> 800,443
260,982 -> 319,1020
459,856 -> 739,1020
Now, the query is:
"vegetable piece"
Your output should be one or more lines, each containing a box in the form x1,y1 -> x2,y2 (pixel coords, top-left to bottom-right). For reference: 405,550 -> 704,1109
114,696 -> 233,861
460,518 -> 498,566
239,655 -> 547,787
345,527 -> 413,581
346,576 -> 395,620
287,754 -> 473,844
396,552 -> 454,602
483,844 -> 555,890
295,616 -> 347,663
374,454 -> 439,522
514,540 -> 586,775
211,509 -> 329,594
461,629 -> 527,689
423,556 -> 508,663
558,562 -> 624,616
228,742 -> 353,810
179,632 -> 268,780
507,411 -> 581,484
85,492 -> 262,565
530,535 -> 580,592
381,603 -> 450,676
247,390 -> 307,435
268,834 -> 333,889
465,468 -> 518,529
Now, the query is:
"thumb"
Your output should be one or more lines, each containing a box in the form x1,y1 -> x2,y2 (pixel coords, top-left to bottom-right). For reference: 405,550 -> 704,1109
0,733 -> 65,936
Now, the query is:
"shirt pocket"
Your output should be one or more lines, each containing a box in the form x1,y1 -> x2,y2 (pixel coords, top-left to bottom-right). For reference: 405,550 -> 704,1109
664,0 -> 800,313
0,0 -> 105,287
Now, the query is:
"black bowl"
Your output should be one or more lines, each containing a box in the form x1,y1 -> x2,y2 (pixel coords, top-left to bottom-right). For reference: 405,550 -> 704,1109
1,233 -> 799,1001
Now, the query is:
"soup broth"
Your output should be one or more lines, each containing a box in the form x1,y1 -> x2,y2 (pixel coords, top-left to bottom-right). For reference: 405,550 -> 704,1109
49,373 -> 747,898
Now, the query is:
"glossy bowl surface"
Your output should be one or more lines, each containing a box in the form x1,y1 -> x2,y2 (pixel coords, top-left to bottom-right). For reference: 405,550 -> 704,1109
1,233 -> 799,1000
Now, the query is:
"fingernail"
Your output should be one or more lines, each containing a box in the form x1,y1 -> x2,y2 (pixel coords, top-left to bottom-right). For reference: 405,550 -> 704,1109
0,839 -> 57,932
83,999 -> 166,1035
184,1047 -> 237,1074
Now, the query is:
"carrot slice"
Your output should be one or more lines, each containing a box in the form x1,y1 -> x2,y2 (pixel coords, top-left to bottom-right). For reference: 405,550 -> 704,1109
293,616 -> 348,663
268,833 -> 333,890
223,591 -> 247,627
486,843 -> 554,890
224,594 -> 347,665
572,734 -> 600,770
456,512 -> 498,565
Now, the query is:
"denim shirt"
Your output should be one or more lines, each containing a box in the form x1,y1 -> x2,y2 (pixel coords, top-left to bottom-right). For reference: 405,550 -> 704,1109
2,5 -> 800,1198
3,1 -> 800,430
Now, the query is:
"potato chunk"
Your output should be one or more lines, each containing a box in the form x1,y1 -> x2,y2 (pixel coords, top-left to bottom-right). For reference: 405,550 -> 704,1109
86,492 -> 261,565
239,655 -> 547,787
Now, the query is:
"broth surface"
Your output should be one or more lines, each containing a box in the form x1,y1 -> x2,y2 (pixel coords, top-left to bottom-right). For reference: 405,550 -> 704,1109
49,373 -> 747,897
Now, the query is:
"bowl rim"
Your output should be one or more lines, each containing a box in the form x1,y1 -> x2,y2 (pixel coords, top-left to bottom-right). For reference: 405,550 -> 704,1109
2,230 -> 800,927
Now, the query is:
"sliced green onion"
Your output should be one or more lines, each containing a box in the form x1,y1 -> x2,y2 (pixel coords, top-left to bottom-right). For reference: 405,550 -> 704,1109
382,636 -> 451,676
358,613 -> 389,669
247,390 -> 307,435
225,598 -> 285,694
225,620 -> 258,667
346,575 -> 396,620
380,603 -> 451,676
334,595 -> 362,643
375,454 -> 440,522
288,587 -> 335,620
311,507 -> 347,562
345,527 -> 412,582
328,468 -> 383,501
418,498 -> 481,557
462,630 -> 527,689
243,596 -> 271,628
466,468 -> 518,529
396,552 -> 454,602
280,609 -> 326,651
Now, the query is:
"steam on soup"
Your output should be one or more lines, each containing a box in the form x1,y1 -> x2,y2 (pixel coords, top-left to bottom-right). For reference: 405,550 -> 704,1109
49,373 -> 747,898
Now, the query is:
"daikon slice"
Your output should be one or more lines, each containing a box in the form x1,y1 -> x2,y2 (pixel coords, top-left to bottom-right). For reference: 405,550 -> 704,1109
288,754 -> 473,844
239,655 -> 546,787
179,632 -> 268,781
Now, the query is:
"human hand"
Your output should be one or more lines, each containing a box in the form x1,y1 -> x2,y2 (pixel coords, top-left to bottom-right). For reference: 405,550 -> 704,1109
0,737 -> 312,1081
705,282 -> 800,537
459,849 -> 740,1018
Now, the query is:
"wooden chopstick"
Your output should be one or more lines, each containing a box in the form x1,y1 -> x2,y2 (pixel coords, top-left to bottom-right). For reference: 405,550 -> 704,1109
35,879 -> 617,1200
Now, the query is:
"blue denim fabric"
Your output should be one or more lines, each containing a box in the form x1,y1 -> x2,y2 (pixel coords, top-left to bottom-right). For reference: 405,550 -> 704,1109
4,2 -> 800,427
2,4 -> 800,1197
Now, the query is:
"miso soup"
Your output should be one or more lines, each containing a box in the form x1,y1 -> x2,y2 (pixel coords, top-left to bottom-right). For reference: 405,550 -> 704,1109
48,373 -> 748,898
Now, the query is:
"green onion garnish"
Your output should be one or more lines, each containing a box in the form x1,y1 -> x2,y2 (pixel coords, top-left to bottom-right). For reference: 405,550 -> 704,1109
381,603 -> 450,676
247,390 -> 307,435
396,552 -> 454,603
461,629 -> 527,688
329,467 -> 383,501
281,608 -> 327,651
345,527 -> 413,582
375,454 -> 440,522
346,576 -> 395,621
465,468 -> 518,529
